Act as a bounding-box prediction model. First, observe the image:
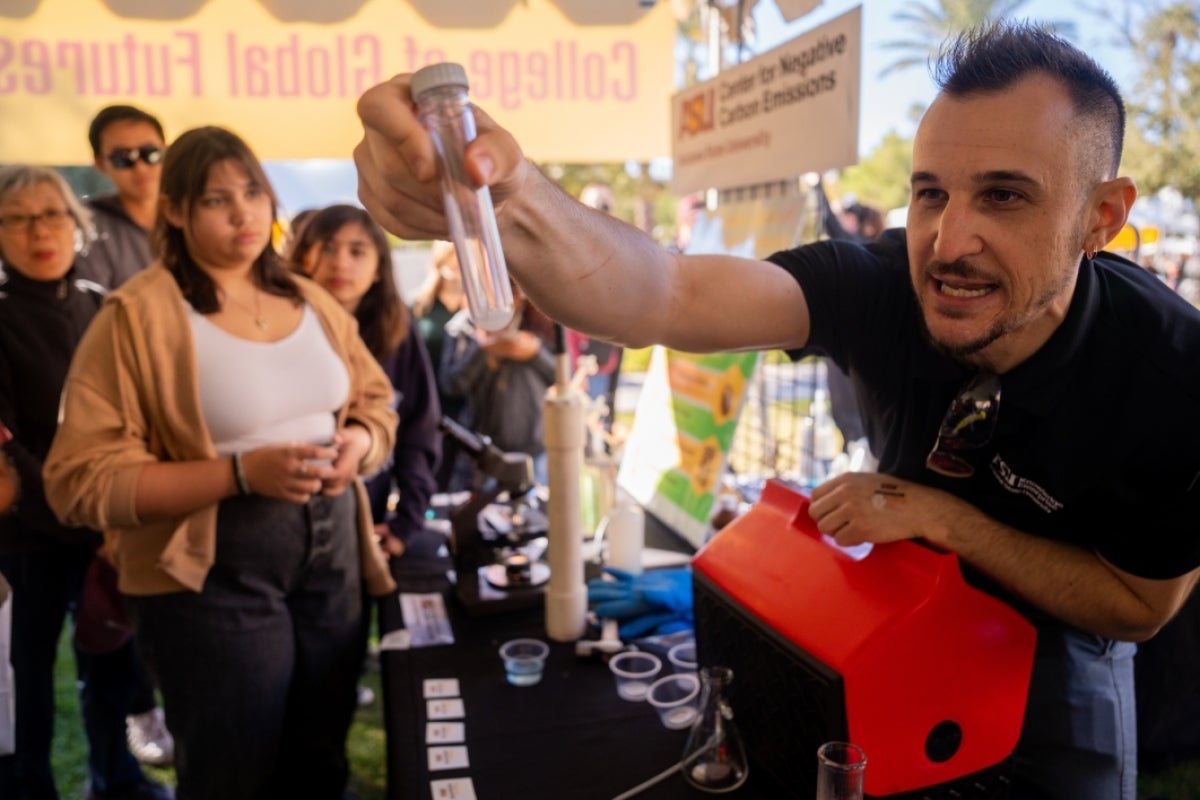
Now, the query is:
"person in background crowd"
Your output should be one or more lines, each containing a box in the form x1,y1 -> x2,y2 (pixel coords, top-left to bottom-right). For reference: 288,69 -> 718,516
669,192 -> 706,254
299,204 -> 441,709
566,182 -> 622,407
279,207 -> 320,270
44,126 -> 397,800
75,101 -> 176,770
76,105 -> 166,290
353,21 -> 1200,799
0,422 -> 16,516
0,165 -> 171,800
294,203 -> 440,559
410,241 -> 467,492
440,284 -> 556,488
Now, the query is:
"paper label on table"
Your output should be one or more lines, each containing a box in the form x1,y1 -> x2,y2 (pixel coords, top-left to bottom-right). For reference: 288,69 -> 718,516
427,745 -> 470,771
423,678 -> 461,699
399,592 -> 455,647
426,721 -> 465,744
430,777 -> 477,799
377,628 -> 411,651
427,698 -> 466,719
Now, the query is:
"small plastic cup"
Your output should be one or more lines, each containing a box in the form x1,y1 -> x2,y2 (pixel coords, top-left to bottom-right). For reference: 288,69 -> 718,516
667,641 -> 698,674
646,673 -> 701,730
499,638 -> 549,687
609,650 -> 662,701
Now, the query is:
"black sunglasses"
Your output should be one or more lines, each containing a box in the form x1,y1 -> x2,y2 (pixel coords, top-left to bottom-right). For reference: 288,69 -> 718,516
925,372 -> 1001,478
105,145 -> 164,170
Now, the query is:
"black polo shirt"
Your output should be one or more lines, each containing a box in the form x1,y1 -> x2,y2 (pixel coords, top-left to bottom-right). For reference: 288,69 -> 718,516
769,230 -> 1200,581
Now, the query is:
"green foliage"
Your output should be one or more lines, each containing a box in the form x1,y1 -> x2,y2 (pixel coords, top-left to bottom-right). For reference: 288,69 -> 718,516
878,0 -> 1077,78
838,131 -> 914,213
1110,1 -> 1200,204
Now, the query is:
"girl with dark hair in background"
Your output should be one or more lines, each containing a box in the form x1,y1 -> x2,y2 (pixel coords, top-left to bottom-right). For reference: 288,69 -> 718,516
296,203 -> 440,560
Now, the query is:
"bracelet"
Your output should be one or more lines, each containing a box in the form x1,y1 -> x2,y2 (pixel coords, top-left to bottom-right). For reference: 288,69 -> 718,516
231,451 -> 252,496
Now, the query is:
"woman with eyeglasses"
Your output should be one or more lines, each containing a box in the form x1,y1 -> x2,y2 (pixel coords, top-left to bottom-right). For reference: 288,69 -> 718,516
0,166 -> 172,800
44,127 -> 397,800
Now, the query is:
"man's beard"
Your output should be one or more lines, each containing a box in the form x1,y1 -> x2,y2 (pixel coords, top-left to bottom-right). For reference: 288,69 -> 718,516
916,256 -> 1075,365
918,313 -> 1008,363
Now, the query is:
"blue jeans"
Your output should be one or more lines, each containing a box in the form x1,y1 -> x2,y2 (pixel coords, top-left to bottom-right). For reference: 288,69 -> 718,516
0,549 -> 146,800
129,491 -> 363,800
1012,625 -> 1137,800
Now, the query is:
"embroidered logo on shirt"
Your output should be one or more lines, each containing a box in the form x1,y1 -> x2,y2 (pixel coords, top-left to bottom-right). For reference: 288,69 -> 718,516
990,454 -> 1064,513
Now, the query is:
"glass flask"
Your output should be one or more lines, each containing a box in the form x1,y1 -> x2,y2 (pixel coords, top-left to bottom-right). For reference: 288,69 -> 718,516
816,741 -> 867,800
681,666 -> 749,793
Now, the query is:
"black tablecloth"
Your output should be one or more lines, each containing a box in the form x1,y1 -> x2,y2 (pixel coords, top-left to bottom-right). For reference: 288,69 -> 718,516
379,520 -> 783,800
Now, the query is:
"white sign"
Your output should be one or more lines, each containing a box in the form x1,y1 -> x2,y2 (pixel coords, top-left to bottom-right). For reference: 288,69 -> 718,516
670,5 -> 861,194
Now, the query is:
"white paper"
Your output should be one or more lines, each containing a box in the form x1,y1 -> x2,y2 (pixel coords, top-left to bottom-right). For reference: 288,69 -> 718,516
427,698 -> 466,720
426,721 -> 466,744
430,777 -> 477,799
399,592 -> 455,647
423,678 -> 461,699
427,745 -> 470,771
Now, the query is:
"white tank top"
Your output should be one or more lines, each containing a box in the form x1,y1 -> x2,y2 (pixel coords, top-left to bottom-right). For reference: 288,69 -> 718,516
188,304 -> 350,455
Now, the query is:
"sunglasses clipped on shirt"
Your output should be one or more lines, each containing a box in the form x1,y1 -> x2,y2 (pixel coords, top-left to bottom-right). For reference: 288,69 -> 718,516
105,145 -> 164,170
925,371 -> 1002,478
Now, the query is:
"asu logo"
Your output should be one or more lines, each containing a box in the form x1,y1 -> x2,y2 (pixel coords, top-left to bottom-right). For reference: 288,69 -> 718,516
679,88 -> 715,138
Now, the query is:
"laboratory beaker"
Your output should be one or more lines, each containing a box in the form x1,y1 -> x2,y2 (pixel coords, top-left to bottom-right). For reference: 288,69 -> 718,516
816,741 -> 867,800
681,666 -> 749,793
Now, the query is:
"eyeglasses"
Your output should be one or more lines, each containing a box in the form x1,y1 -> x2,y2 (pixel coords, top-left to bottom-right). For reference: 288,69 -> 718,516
925,372 -> 1001,478
0,208 -> 73,233
105,145 -> 164,170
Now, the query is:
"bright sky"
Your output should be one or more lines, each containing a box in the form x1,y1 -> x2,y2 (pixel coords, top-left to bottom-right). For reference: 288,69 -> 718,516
751,0 -> 1129,156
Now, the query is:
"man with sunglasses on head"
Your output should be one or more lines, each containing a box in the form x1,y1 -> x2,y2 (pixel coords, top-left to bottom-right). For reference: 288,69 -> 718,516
76,105 -> 166,290
354,21 -> 1200,800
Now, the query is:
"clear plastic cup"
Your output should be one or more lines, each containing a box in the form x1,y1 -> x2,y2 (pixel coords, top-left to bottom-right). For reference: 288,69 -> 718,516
646,673 -> 701,729
667,640 -> 697,674
499,638 -> 549,687
608,650 -> 662,701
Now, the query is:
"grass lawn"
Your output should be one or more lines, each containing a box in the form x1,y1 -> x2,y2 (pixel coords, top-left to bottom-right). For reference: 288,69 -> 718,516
49,628 -> 388,800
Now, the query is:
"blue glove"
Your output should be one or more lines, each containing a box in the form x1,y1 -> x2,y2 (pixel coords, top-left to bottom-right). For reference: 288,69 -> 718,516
588,567 -> 694,639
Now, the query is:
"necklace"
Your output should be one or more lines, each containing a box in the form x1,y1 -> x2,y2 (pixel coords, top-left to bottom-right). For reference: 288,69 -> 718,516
222,286 -> 268,331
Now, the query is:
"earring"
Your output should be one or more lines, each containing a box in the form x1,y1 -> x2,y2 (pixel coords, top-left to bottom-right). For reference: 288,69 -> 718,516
1085,247 -> 1096,260
74,228 -> 85,254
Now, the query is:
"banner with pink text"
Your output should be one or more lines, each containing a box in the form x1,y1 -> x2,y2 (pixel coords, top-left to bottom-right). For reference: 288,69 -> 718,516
0,0 -> 675,164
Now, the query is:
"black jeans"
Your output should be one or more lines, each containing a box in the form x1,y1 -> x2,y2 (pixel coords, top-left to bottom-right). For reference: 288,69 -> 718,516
0,549 -> 146,800
130,491 -> 364,800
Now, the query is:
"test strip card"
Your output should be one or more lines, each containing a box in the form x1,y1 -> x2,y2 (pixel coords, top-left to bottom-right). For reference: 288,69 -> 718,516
430,777 -> 477,799
427,698 -> 466,720
423,678 -> 461,699
427,745 -> 470,771
426,721 -> 465,744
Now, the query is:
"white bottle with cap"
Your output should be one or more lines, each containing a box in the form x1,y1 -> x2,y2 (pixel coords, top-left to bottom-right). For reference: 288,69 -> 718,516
603,489 -> 645,575
410,62 -> 514,331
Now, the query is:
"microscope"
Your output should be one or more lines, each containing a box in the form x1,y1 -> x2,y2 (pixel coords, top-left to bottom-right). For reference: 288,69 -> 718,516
440,416 -> 551,615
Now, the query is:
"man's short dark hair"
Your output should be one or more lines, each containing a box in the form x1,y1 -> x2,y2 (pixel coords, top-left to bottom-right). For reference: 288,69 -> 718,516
933,20 -> 1125,179
87,104 -> 166,157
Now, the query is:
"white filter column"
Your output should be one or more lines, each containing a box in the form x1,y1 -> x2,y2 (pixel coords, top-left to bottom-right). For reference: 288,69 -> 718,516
543,352 -> 588,642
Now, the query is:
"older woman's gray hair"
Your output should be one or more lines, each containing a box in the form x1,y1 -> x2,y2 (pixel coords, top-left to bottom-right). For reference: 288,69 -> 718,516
0,164 -> 96,250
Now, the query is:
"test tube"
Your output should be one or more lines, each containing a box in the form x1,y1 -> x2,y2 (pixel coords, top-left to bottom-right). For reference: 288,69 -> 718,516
411,62 -> 514,331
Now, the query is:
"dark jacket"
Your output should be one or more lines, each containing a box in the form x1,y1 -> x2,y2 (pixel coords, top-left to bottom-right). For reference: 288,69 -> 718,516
363,317 -> 442,543
76,193 -> 152,289
440,309 -> 556,457
0,266 -> 104,555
